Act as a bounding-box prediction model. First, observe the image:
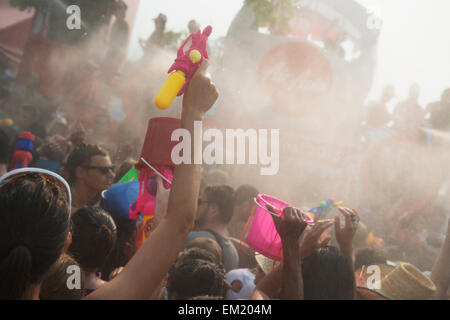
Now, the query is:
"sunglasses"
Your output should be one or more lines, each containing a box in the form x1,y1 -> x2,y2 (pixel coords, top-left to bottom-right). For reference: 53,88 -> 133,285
0,168 -> 72,209
83,166 -> 115,175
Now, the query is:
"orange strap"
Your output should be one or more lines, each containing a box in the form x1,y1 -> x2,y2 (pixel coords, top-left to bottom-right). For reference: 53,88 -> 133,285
239,204 -> 259,257
239,203 -> 283,264
355,265 -> 366,287
384,274 -> 394,293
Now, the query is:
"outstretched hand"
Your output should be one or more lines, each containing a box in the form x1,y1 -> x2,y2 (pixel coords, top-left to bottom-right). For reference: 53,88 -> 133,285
268,206 -> 308,241
268,206 -> 307,300
335,207 -> 360,250
299,219 -> 334,257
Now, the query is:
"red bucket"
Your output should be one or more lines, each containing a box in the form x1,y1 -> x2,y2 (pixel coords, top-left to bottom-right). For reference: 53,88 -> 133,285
136,117 -> 181,170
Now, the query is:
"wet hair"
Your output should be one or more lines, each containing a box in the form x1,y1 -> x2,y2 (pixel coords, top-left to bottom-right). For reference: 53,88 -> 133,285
302,246 -> 355,300
65,143 -> 109,185
0,128 -> 10,164
39,254 -> 85,300
178,247 -> 221,266
100,217 -> 137,281
203,185 -> 235,224
69,207 -> 117,272
0,173 -> 70,299
184,238 -> 223,264
167,258 -> 229,300
233,185 -> 259,206
203,169 -> 229,187
354,247 -> 387,271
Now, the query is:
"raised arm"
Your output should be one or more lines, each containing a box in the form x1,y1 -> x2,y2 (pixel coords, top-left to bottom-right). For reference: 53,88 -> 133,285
254,217 -> 333,299
151,176 -> 171,232
334,207 -> 359,299
86,60 -> 218,300
298,219 -> 334,258
272,207 -> 308,300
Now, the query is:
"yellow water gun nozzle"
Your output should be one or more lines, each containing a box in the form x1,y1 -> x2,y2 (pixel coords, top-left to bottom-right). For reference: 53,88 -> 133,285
155,71 -> 186,109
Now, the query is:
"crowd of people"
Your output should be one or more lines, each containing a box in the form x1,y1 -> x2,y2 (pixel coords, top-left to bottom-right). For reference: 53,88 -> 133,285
0,7 -> 450,301
364,83 -> 450,140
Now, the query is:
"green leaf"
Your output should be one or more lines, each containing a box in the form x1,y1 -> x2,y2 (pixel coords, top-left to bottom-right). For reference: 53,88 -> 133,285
245,0 -> 299,33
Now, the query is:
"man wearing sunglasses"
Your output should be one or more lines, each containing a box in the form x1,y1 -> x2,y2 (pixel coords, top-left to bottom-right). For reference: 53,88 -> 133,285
185,185 -> 239,272
64,143 -> 115,211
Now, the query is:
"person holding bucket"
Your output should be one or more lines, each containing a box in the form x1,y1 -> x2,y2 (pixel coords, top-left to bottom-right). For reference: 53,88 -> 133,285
252,203 -> 361,300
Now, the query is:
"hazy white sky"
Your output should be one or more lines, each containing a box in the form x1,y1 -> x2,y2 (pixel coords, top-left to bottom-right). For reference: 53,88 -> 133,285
129,0 -> 450,107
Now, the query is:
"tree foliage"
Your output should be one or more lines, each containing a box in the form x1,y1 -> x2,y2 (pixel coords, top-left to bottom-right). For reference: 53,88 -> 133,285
245,0 -> 300,33
165,30 -> 186,52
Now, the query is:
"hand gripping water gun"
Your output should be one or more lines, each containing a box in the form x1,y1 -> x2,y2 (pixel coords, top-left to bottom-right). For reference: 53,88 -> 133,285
306,198 -> 343,221
155,25 -> 213,109
10,132 -> 35,170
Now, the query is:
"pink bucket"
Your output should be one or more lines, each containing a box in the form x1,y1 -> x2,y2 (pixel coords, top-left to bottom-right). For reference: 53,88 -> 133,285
243,194 -> 314,261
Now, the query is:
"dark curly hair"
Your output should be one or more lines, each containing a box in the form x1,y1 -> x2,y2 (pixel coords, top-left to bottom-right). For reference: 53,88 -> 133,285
354,247 -> 387,271
40,253 -> 85,300
167,248 -> 229,300
203,185 -> 235,224
177,247 -> 220,266
302,246 -> 355,300
233,184 -> 259,205
68,207 -> 117,272
64,143 -> 109,185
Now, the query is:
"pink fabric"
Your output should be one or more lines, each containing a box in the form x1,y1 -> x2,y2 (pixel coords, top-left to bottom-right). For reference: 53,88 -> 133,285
129,166 -> 173,220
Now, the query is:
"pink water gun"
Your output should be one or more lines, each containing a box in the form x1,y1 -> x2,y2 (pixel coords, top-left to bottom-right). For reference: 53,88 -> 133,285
155,25 -> 213,109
